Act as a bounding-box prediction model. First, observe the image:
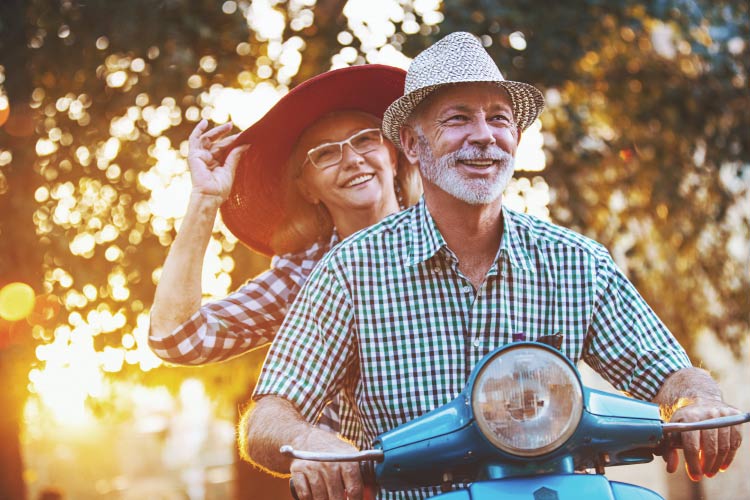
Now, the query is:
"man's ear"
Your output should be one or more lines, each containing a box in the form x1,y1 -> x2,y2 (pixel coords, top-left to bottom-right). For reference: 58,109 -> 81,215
400,125 -> 421,164
295,176 -> 320,205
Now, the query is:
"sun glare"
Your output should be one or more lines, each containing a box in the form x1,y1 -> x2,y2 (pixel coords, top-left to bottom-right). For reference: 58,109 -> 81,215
24,0 -> 551,441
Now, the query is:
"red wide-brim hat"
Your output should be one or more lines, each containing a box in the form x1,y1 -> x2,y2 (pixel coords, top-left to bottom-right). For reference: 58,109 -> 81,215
220,64 -> 407,256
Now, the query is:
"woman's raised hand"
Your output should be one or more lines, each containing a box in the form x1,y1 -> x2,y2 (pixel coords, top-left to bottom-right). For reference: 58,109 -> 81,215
187,119 -> 250,202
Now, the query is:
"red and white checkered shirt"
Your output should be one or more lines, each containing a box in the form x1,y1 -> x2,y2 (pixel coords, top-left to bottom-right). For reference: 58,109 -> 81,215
148,235 -> 342,430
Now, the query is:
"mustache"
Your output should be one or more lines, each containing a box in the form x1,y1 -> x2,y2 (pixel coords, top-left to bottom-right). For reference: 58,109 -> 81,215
452,145 -> 512,162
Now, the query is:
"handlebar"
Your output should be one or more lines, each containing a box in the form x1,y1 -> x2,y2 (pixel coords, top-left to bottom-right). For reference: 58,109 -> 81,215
284,412 -> 750,497
661,412 -> 750,433
281,445 -> 384,462
655,412 -> 750,456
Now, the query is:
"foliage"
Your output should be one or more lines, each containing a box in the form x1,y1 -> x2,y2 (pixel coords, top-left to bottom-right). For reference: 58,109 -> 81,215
0,0 -> 747,497
0,0 -> 440,407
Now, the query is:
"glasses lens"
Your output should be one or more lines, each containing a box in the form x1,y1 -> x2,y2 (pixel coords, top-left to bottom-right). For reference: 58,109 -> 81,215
306,129 -> 383,169
308,144 -> 341,169
349,129 -> 382,153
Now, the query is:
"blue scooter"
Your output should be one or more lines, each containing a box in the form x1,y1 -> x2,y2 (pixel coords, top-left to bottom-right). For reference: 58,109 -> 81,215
283,340 -> 749,499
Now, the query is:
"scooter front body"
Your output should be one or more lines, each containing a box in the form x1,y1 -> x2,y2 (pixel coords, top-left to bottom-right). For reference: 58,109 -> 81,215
428,474 -> 664,500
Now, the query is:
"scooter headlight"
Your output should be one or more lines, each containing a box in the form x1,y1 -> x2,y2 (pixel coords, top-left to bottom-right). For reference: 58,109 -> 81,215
471,345 -> 583,457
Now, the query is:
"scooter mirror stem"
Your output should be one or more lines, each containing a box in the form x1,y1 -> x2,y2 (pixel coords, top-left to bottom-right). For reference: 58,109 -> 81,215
280,445 -> 385,462
662,412 -> 750,433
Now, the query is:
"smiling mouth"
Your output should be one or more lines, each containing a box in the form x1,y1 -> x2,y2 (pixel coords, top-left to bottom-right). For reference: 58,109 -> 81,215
343,173 -> 375,187
459,159 -> 496,168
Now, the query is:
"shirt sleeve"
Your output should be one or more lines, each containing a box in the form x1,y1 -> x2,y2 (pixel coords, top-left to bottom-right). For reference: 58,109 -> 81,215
583,254 -> 692,401
253,255 -> 357,423
148,249 -> 319,365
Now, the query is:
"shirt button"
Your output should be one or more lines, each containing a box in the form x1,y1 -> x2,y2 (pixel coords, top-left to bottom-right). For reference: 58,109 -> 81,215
473,339 -> 481,347
462,285 -> 472,293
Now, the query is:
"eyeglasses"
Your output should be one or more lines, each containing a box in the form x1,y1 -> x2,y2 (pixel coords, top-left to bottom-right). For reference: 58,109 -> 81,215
305,128 -> 384,169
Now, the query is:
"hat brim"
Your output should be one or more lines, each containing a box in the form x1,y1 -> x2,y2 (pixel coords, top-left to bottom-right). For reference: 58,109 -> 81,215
382,80 -> 544,150
220,65 -> 407,256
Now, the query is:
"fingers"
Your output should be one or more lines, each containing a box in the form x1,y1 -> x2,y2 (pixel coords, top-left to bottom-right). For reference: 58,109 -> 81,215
213,132 -> 241,150
323,468 -> 346,500
681,430 -> 703,481
291,464 -> 327,500
720,425 -> 743,472
706,424 -> 730,477
224,144 -> 251,173
306,469 -> 329,500
663,448 -> 679,474
340,462 -> 364,500
189,150 -> 214,164
291,472 -> 312,500
291,460 -> 356,500
189,119 -> 210,146
189,120 -> 235,152
202,121 -> 234,139
699,427 -> 719,478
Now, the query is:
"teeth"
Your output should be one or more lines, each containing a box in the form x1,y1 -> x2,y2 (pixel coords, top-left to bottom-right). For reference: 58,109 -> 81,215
461,160 -> 495,167
344,174 -> 374,187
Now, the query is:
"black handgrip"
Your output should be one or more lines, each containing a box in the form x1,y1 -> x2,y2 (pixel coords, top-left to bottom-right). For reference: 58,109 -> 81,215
654,432 -> 683,456
289,461 -> 377,499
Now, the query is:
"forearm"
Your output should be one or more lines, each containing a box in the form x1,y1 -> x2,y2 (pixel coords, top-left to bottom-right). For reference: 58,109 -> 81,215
241,395 -> 336,473
652,366 -> 723,419
150,192 -> 223,338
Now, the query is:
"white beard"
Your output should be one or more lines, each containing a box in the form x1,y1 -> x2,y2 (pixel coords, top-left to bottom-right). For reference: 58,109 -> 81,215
416,133 -> 515,205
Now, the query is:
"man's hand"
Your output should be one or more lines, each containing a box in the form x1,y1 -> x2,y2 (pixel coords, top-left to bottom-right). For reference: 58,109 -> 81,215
289,428 -> 364,500
663,398 -> 743,481
243,396 -> 368,500
187,119 -> 248,202
653,367 -> 744,481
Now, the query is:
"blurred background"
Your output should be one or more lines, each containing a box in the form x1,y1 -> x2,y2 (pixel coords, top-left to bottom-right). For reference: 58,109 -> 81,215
0,0 -> 747,499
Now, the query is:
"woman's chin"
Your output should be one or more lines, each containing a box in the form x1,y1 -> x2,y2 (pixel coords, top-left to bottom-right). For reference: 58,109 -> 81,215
341,185 -> 383,208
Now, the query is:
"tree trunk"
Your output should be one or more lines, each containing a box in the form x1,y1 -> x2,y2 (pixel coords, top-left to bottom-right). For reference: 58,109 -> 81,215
0,2 -> 42,498
0,345 -> 28,500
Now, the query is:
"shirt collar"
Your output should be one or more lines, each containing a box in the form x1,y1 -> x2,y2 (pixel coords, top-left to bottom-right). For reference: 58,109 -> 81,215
407,198 -> 534,272
498,207 -> 535,273
407,197 -> 447,266
329,230 -> 341,248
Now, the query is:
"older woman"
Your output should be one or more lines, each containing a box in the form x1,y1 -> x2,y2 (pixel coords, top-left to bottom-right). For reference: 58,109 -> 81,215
148,65 -> 419,430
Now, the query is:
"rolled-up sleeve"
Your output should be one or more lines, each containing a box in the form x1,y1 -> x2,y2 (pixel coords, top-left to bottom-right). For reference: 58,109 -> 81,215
148,247 -> 322,365
253,256 -> 356,423
584,256 -> 692,401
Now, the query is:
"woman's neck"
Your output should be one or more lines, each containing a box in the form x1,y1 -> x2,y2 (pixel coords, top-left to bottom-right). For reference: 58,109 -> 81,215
331,198 -> 400,239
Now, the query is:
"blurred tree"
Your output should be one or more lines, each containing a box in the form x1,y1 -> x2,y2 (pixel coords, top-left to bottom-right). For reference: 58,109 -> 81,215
432,0 -> 749,359
0,0 -> 436,497
1,0 -> 747,498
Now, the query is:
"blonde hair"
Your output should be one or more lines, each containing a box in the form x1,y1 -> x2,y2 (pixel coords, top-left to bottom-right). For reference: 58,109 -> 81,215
270,133 -> 422,256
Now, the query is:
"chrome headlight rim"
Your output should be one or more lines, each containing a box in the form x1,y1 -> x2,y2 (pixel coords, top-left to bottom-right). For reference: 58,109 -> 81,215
470,343 -> 584,458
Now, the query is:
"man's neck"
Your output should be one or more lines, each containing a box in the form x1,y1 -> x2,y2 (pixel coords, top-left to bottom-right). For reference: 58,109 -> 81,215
424,187 -> 504,289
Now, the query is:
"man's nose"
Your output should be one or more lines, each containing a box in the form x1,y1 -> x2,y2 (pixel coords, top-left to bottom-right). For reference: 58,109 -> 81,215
467,118 -> 497,147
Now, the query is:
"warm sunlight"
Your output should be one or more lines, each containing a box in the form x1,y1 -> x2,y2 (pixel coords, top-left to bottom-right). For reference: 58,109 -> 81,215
4,2 -> 745,499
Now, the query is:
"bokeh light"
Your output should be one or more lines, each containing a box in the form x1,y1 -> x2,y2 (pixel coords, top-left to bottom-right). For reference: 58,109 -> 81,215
0,282 -> 37,322
4,2 -> 745,498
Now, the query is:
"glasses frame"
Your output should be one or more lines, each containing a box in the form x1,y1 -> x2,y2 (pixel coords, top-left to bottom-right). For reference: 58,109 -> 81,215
304,128 -> 384,170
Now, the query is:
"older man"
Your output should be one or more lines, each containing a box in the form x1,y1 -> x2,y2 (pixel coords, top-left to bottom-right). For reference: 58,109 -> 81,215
242,32 -> 743,500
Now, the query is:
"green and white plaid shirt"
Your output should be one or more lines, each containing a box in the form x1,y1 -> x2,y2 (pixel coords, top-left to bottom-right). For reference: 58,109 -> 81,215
255,197 -> 691,499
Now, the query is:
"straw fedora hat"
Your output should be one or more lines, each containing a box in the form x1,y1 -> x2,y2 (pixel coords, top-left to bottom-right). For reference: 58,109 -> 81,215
220,65 -> 406,256
382,32 -> 544,149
